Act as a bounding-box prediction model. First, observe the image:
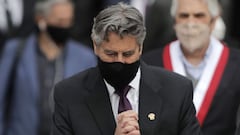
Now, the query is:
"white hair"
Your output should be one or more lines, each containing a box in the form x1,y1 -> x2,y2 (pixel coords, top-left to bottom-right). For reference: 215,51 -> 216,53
91,3 -> 146,46
170,0 -> 220,18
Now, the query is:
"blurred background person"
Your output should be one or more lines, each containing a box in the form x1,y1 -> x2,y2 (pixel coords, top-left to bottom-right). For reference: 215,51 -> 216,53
0,0 -> 97,135
143,0 -> 240,135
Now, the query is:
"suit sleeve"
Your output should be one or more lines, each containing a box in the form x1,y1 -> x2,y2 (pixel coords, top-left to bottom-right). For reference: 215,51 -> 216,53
52,84 -> 73,135
179,81 -> 202,135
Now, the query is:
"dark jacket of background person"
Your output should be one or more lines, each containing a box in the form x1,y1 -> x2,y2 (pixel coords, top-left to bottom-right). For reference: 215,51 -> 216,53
0,0 -> 98,134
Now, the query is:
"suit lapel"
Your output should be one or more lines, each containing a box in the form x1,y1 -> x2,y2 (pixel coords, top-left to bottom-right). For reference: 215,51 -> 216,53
138,62 -> 163,135
85,68 -> 116,135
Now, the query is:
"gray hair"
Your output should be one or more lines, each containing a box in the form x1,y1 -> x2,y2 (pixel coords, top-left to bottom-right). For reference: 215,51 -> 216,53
170,0 -> 220,18
35,0 -> 73,17
91,3 -> 146,46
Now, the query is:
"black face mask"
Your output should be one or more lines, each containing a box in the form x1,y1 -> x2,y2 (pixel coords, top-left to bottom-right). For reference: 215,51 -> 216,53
98,58 -> 140,91
47,25 -> 71,45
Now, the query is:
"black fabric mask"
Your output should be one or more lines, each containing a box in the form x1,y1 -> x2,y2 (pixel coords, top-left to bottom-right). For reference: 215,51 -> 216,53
47,25 -> 70,44
98,58 -> 140,91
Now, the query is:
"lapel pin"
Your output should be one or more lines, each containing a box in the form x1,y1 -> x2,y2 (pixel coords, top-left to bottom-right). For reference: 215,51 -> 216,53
148,113 -> 155,121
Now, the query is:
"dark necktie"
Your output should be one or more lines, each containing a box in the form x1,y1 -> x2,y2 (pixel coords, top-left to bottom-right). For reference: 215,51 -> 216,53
115,85 -> 132,113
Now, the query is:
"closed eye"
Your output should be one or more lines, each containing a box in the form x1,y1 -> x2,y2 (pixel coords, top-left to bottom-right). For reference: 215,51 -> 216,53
123,51 -> 135,57
104,50 -> 117,57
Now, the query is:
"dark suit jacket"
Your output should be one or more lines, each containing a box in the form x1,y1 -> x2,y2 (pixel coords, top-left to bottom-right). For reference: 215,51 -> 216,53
53,61 -> 201,135
143,46 -> 240,135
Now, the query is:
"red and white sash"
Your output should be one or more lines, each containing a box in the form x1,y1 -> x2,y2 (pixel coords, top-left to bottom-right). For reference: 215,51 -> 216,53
163,37 -> 229,125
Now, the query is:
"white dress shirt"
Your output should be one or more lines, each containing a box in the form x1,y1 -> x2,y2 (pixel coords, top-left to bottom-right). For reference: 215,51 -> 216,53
105,68 -> 141,121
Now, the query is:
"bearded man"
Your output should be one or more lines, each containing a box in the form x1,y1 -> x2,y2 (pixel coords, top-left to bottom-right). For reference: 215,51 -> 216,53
143,0 -> 240,135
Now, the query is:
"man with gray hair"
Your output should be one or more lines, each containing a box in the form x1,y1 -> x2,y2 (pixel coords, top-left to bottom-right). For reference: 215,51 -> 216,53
53,2 -> 201,135
0,0 -> 97,135
143,0 -> 240,134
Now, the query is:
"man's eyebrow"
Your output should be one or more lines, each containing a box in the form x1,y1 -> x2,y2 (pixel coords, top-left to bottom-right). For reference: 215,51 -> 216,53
178,12 -> 190,17
193,13 -> 205,17
103,49 -> 116,53
123,50 -> 135,53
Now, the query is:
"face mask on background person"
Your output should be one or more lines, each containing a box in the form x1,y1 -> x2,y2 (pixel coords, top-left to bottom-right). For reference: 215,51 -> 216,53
175,22 -> 211,53
37,21 -> 71,45
47,25 -> 71,45
98,57 -> 140,91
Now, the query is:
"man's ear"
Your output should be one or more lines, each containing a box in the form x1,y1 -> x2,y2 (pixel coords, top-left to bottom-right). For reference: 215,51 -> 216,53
35,15 -> 46,31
